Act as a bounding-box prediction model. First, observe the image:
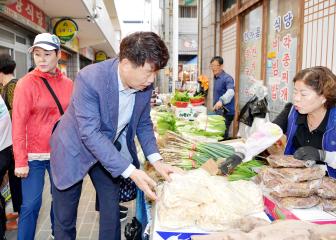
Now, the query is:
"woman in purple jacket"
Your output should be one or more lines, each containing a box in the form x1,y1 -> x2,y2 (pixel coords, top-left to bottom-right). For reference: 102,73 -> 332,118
221,66 -> 336,178
273,66 -> 336,178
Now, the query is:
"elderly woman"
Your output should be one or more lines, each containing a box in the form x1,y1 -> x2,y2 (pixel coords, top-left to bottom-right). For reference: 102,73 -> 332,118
273,66 -> 336,178
221,66 -> 336,179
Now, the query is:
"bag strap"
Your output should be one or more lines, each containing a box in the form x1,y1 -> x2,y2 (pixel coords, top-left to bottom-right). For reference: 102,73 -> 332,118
40,77 -> 64,115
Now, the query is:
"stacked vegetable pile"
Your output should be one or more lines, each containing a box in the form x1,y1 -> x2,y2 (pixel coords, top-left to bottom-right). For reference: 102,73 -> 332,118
158,131 -> 235,170
154,108 -> 226,142
177,114 -> 226,142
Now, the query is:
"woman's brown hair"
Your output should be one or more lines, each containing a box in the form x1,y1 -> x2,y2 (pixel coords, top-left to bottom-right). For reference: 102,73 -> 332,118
293,66 -> 336,109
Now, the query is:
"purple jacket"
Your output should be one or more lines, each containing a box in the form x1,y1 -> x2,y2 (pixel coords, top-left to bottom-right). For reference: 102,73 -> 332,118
50,58 -> 158,190
284,106 -> 336,178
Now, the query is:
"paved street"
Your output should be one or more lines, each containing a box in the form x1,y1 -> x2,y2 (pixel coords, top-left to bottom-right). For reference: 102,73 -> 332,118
5,176 -> 134,240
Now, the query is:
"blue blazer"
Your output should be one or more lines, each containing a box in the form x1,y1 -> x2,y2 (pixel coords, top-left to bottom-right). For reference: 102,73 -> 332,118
50,58 -> 159,190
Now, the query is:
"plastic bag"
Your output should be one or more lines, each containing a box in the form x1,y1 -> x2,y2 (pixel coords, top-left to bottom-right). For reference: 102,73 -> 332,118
266,154 -> 307,168
232,122 -> 283,162
320,198 -> 336,211
317,177 -> 336,199
238,81 -> 270,139
271,195 -> 320,209
125,217 -> 142,240
270,179 -> 321,198
238,96 -> 258,127
264,166 -> 325,183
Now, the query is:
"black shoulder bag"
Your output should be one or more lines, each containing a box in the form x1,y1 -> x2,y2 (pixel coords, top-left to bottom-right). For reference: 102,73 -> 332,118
40,77 -> 64,133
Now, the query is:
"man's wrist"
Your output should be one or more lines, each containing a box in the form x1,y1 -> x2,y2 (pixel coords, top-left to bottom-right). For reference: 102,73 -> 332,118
121,164 -> 136,178
147,153 -> 162,164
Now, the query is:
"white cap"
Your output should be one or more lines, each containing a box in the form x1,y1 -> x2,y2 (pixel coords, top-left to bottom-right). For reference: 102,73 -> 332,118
28,33 -> 61,53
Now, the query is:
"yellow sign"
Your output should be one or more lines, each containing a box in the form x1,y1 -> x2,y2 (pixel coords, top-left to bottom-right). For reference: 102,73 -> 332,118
53,18 -> 78,43
95,51 -> 107,62
267,51 -> 277,59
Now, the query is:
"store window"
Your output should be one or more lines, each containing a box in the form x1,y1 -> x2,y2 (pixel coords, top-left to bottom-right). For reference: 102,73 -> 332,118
179,6 -> 197,18
265,0 -> 300,120
15,51 -> 27,79
238,5 -> 263,108
302,0 -> 336,73
15,35 -> 27,45
222,0 -> 236,13
221,22 -> 237,79
0,26 -> 30,79
0,28 -> 15,45
80,56 -> 92,69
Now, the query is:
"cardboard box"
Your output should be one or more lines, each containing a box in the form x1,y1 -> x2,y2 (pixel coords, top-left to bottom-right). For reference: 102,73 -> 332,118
151,210 -> 270,240
263,196 -> 336,224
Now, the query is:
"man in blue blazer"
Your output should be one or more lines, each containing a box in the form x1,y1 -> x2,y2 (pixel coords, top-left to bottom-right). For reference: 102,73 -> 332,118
50,32 -> 180,240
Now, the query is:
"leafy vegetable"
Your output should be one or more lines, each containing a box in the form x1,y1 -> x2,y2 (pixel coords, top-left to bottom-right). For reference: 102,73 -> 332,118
227,160 -> 265,181
171,91 -> 190,105
157,112 -> 177,135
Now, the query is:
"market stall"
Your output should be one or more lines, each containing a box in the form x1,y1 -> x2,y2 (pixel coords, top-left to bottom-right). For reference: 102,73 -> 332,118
133,92 -> 336,240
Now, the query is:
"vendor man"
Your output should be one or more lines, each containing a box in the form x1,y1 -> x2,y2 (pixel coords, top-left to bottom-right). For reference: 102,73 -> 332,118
211,56 -> 235,139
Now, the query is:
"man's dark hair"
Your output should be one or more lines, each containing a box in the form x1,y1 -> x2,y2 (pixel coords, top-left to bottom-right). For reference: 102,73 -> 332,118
0,54 -> 16,74
119,32 -> 169,71
210,56 -> 224,65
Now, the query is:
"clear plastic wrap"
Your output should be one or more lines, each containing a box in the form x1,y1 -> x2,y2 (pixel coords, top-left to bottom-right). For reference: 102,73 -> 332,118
269,179 -> 321,198
271,195 -> 320,209
320,198 -> 336,211
261,167 -> 325,183
266,154 -> 306,168
317,177 -> 336,199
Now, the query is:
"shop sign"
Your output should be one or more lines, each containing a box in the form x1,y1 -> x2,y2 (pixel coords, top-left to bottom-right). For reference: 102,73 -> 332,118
243,27 -> 261,42
238,5 -> 263,107
53,18 -> 78,43
265,1 -> 298,120
179,0 -> 196,6
0,0 -> 17,5
63,36 -> 80,53
80,47 -> 94,61
0,0 -> 47,32
95,51 -> 107,62
273,11 -> 294,32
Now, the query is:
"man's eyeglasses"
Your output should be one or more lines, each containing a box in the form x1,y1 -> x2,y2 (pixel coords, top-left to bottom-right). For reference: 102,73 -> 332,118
209,64 -> 221,68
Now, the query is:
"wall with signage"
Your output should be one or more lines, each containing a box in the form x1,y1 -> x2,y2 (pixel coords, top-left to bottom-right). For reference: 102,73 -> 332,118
265,0 -> 300,120
0,0 -> 48,32
218,0 -> 336,134
238,5 -> 263,107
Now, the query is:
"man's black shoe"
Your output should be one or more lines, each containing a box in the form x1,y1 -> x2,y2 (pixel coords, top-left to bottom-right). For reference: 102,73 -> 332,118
120,212 -> 128,222
120,204 -> 128,214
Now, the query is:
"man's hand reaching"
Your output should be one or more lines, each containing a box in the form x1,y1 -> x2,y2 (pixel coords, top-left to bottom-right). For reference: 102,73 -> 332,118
129,161 -> 183,201
129,169 -> 158,200
152,160 -> 184,182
